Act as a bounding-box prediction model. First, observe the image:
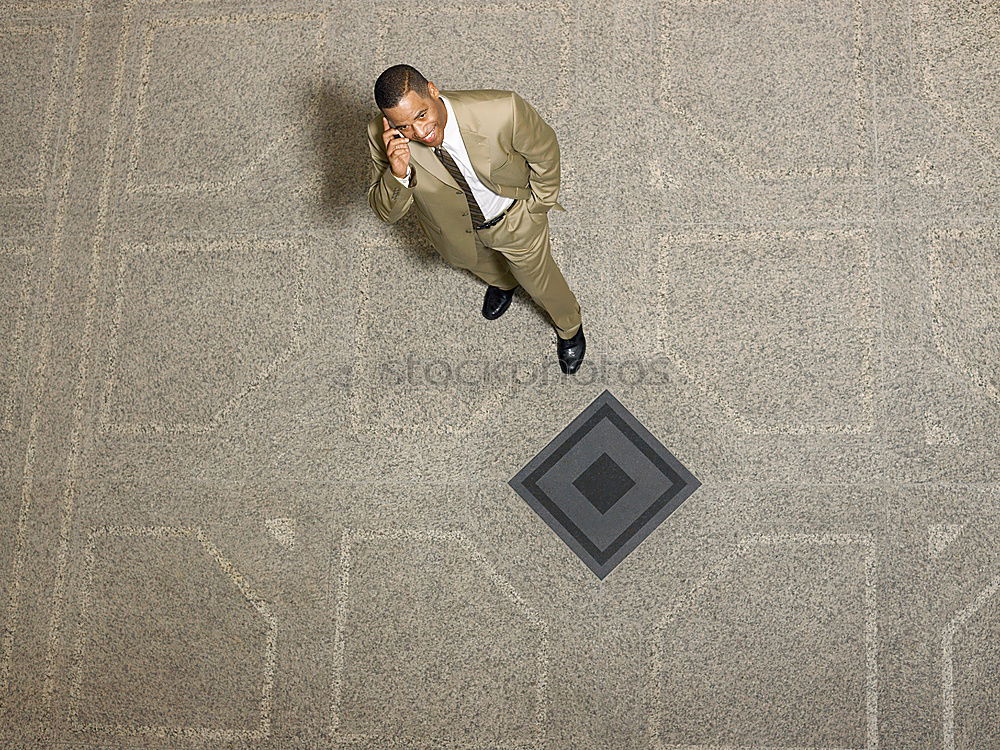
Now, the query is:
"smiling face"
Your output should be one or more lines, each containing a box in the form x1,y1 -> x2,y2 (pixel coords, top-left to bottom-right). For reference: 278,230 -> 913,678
382,81 -> 447,148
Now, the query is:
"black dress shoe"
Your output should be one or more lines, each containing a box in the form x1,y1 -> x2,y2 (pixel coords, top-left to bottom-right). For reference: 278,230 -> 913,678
556,323 -> 586,374
482,284 -> 517,319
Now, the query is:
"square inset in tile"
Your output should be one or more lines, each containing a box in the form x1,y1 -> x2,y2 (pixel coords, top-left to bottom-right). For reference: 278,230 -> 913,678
509,389 -> 701,579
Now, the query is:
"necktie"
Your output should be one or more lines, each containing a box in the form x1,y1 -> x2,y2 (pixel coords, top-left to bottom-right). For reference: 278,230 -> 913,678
433,145 -> 486,226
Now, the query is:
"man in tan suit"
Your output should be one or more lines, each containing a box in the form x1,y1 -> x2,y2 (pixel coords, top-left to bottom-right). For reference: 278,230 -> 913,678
366,64 -> 586,374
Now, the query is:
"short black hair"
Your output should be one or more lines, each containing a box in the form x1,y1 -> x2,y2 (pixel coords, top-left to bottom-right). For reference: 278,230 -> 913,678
374,64 -> 431,111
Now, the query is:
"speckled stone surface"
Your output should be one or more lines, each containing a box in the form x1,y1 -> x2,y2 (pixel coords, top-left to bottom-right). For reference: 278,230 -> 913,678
0,0 -> 997,747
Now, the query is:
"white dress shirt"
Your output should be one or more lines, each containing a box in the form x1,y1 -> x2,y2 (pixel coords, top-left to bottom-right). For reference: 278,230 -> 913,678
393,93 -> 515,222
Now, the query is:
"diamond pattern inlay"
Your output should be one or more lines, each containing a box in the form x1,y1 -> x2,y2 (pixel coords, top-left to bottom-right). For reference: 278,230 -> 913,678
509,390 -> 701,579
572,452 -> 636,514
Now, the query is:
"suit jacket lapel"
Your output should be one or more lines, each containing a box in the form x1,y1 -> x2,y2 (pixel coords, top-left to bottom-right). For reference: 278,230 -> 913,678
407,90 -> 492,190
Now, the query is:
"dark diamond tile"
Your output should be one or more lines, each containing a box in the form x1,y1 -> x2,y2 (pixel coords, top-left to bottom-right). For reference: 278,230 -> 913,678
573,452 -> 635,514
509,389 -> 701,580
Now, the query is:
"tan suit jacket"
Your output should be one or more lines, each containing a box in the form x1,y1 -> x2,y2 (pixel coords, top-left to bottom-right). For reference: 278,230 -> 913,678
366,89 -> 566,266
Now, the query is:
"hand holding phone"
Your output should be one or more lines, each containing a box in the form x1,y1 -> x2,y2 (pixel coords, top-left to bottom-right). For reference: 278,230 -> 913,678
381,116 -> 411,179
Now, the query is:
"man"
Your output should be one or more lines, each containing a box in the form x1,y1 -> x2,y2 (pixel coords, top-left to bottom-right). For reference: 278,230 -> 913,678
366,64 -> 586,375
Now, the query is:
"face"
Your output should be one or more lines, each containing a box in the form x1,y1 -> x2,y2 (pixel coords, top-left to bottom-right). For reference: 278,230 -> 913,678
382,82 -> 446,147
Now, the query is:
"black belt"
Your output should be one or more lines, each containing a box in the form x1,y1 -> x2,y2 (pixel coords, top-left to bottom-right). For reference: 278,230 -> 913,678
474,199 -> 518,230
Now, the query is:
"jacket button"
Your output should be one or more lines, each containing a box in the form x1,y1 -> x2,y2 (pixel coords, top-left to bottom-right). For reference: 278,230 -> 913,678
461,212 -> 467,216
465,229 -> 472,233
455,190 -> 462,195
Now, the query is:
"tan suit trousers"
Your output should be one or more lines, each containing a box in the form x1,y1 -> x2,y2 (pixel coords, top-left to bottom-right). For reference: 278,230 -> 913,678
455,198 -> 582,339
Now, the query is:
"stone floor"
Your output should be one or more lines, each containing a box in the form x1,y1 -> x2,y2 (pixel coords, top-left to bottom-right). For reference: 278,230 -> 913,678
0,0 -> 997,747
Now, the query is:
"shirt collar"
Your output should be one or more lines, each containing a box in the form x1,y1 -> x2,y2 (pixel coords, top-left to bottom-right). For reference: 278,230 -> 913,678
438,94 -> 458,150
